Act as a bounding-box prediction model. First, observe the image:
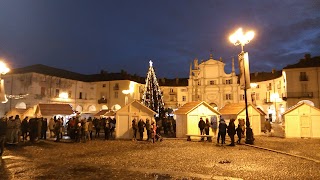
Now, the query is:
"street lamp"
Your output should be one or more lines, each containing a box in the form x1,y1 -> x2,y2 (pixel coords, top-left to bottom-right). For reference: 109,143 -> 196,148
0,61 -> 10,103
229,28 -> 255,144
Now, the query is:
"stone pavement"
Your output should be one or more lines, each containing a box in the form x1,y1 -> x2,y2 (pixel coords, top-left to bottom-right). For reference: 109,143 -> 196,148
1,129 -> 320,179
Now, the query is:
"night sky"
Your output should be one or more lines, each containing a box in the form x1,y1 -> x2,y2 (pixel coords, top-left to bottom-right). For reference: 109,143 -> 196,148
0,0 -> 319,78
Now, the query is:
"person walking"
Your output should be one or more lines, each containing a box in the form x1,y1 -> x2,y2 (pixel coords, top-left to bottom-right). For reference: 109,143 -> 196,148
265,118 -> 272,136
217,119 -> 227,145
138,119 -> 145,141
198,117 -> 205,141
0,117 -> 7,157
227,119 -> 236,146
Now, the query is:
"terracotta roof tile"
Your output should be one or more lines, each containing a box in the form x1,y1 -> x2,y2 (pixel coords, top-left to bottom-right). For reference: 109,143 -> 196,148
37,104 -> 74,116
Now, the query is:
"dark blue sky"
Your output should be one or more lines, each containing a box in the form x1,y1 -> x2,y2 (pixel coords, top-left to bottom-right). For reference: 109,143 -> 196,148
0,0 -> 319,78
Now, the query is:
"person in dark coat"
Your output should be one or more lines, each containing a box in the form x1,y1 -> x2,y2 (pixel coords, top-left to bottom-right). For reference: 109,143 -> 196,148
217,119 -> 227,144
0,117 -> 7,157
198,117 -> 205,141
29,118 -> 38,143
236,123 -> 243,144
227,119 -> 236,146
41,118 -> 48,140
198,118 -> 205,135
138,119 -> 145,141
204,118 -> 211,141
132,118 -> 138,141
21,117 -> 29,142
145,119 -> 151,141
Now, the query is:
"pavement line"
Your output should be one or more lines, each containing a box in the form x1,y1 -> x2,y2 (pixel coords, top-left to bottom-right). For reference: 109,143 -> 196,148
244,144 -> 320,164
127,167 -> 243,180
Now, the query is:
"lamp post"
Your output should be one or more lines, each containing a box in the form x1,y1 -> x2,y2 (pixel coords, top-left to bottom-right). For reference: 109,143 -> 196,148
229,28 -> 255,144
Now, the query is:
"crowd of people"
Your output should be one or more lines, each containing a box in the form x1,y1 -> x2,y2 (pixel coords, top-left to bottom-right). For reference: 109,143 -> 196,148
0,115 -> 117,145
198,116 -> 246,146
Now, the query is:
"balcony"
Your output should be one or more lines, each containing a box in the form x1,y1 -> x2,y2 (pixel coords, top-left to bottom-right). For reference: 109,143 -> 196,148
299,76 -> 308,81
169,91 -> 176,95
264,98 -> 273,104
98,98 -> 108,104
267,86 -> 272,91
286,92 -> 313,98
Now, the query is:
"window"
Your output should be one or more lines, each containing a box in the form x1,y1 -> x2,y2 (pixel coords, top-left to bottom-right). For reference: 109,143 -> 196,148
300,72 -> 308,81
41,87 -> 46,96
240,94 -> 245,101
226,79 -> 232,84
55,89 -> 59,97
79,92 -> 83,99
68,91 -> 72,98
182,96 -> 186,101
256,93 -> 260,100
225,94 -> 232,100
197,81 -> 200,85
113,83 -> 119,90
209,80 -> 216,85
102,84 -> 106,88
114,91 -> 118,98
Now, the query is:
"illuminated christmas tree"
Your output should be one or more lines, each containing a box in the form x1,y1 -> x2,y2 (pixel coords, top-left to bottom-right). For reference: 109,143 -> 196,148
142,60 -> 165,118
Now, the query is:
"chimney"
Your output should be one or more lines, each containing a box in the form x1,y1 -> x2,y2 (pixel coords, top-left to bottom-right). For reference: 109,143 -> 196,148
272,69 -> 275,74
176,78 -> 179,84
255,72 -> 258,77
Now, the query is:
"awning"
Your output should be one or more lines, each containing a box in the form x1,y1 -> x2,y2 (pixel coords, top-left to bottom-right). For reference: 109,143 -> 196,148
36,104 -> 74,116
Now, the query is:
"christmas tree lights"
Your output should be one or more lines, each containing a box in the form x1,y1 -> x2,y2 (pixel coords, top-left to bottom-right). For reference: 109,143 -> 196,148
142,60 -> 164,118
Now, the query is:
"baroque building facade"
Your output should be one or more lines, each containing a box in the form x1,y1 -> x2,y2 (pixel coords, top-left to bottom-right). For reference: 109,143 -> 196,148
0,54 -> 319,123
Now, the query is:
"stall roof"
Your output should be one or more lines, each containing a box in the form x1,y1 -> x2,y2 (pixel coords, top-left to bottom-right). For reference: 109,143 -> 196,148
175,101 -> 221,115
94,110 -> 115,117
36,104 -> 74,116
94,110 -> 109,116
219,103 -> 266,116
282,102 -> 320,115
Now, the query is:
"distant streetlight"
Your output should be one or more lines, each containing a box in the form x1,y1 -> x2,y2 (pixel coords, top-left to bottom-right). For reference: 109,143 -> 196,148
0,61 -> 10,103
229,28 -> 255,144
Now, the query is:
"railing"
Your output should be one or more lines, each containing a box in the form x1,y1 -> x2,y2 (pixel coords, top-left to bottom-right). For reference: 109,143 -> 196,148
98,98 -> 108,104
264,98 -> 272,103
286,92 -> 313,98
